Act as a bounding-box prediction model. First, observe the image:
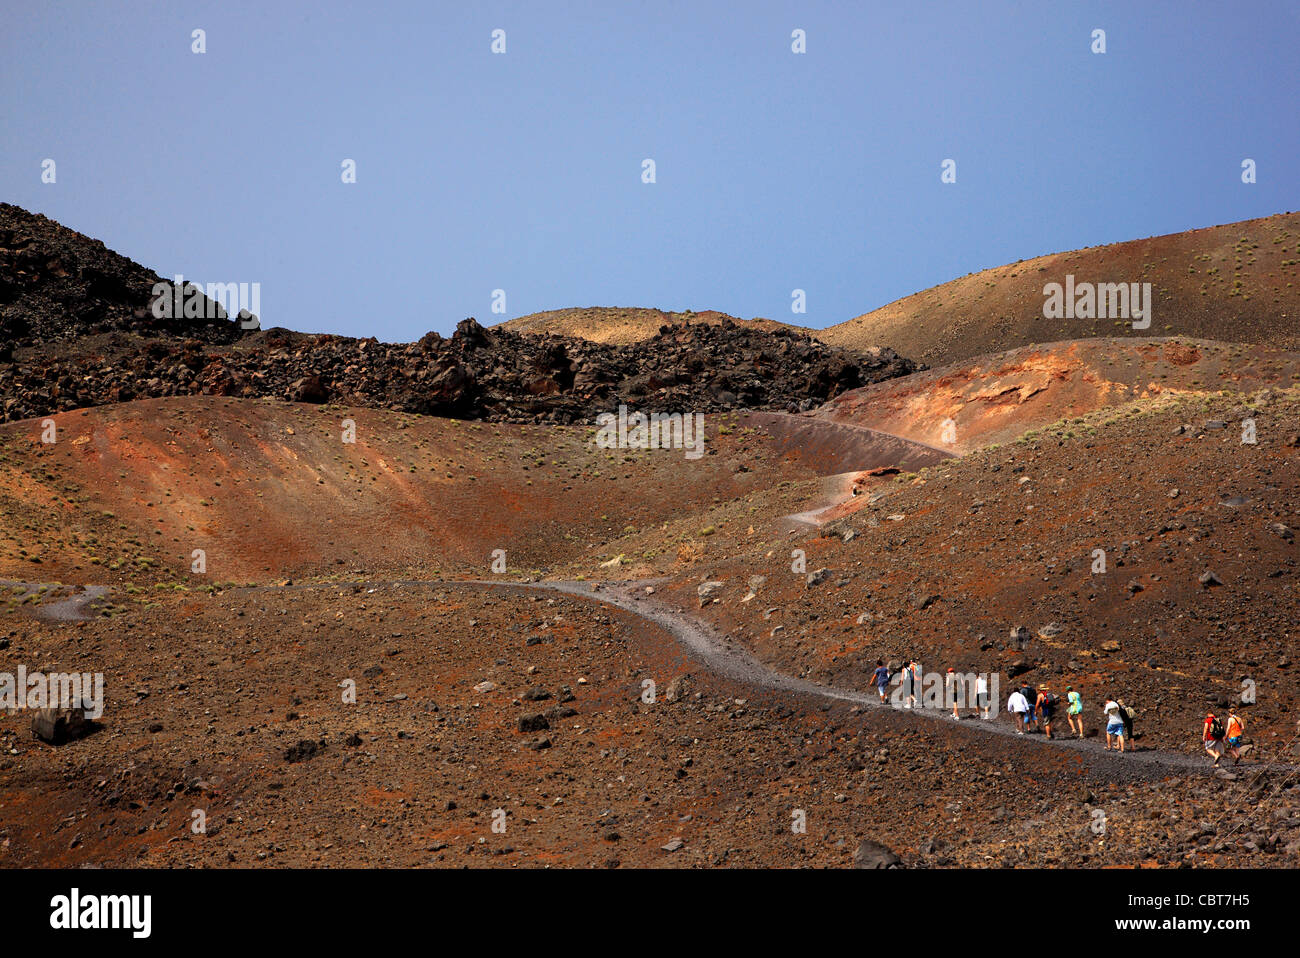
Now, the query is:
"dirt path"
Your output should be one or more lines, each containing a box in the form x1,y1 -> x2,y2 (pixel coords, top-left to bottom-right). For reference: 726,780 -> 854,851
1,581 -> 109,621
16,574 -> 1277,780
529,579 -> 1232,779
225,577 -> 1275,781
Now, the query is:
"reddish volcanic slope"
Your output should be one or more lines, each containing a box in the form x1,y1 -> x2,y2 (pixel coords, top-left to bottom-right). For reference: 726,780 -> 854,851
808,337 -> 1300,453
822,213 -> 1300,367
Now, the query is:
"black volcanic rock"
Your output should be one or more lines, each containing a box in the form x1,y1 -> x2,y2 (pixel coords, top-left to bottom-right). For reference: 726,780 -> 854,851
0,203 -> 246,347
0,204 -> 923,424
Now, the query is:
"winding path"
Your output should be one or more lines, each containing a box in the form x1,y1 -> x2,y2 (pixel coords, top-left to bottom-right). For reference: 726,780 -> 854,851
18,573 -> 1283,779
531,579 -> 1237,777
234,576 -> 1279,780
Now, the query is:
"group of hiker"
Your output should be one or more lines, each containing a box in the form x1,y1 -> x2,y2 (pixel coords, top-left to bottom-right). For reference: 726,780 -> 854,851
1203,707 -> 1250,767
1005,681 -> 1092,741
870,657 -> 1252,767
870,659 -> 992,720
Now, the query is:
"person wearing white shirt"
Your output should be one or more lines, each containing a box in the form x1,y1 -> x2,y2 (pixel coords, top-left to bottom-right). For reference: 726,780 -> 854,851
1006,689 -> 1029,734
1103,697 -> 1126,753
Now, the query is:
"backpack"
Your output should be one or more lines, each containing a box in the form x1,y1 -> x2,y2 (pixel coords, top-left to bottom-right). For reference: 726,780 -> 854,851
1045,693 -> 1059,707
1209,717 -> 1224,738
1123,706 -> 1136,720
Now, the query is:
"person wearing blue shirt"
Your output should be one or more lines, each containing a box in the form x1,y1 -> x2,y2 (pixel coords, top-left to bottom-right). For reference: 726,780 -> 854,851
873,660 -> 892,704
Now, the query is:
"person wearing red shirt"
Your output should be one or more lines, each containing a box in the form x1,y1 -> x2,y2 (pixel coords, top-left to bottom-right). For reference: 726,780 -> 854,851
1203,712 -> 1226,767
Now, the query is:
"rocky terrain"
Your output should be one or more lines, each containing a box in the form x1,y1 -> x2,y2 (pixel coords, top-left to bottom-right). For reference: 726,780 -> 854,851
0,204 -> 917,425
490,214 -> 1300,373
3,576 -> 1296,869
810,336 -> 1300,452
2,317 -> 919,426
598,389 -> 1300,751
0,203 -> 241,352
2,206 -> 1298,870
497,306 -> 800,344
2,383 -> 1297,868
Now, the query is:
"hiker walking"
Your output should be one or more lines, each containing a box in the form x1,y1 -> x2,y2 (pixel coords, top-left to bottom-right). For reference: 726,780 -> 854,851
905,658 -> 921,709
1035,684 -> 1058,740
873,659 -> 892,704
1019,681 -> 1038,732
1117,697 -> 1135,748
1203,711 -> 1227,767
1225,707 -> 1248,764
946,668 -> 963,720
1007,687 -> 1030,734
1065,685 -> 1084,739
1103,696 -> 1126,752
975,673 -> 990,720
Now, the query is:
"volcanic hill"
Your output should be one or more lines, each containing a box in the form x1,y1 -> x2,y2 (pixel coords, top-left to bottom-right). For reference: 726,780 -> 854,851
3,205 -> 1300,871
821,212 -> 1300,367
0,204 -> 916,426
496,306 -> 800,344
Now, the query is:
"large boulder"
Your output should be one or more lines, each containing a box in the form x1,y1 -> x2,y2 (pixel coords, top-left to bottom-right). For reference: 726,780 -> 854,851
288,375 -> 329,403
425,362 -> 474,411
698,581 -> 725,607
806,568 -> 831,588
853,839 -> 903,869
30,703 -> 92,744
518,713 -> 550,733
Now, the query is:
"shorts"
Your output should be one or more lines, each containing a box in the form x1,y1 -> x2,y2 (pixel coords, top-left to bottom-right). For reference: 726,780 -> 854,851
977,693 -> 989,708
1227,736 -> 1243,748
1106,721 -> 1125,736
1205,739 -> 1225,756
1068,705 -> 1082,715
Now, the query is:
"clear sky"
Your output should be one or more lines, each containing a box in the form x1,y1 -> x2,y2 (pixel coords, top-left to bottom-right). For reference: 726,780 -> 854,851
2,0 -> 1296,340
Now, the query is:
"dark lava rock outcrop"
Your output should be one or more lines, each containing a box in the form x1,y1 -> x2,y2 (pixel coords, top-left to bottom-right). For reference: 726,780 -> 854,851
0,203 -> 243,349
0,203 -> 921,424
2,316 -> 918,424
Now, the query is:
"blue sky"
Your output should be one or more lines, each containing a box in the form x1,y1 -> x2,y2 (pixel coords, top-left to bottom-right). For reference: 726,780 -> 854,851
2,0 -> 1296,340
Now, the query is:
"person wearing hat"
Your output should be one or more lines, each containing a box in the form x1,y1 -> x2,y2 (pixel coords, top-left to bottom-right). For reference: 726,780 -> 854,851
1035,684 -> 1058,740
1065,685 -> 1084,738
1203,711 -> 1226,767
